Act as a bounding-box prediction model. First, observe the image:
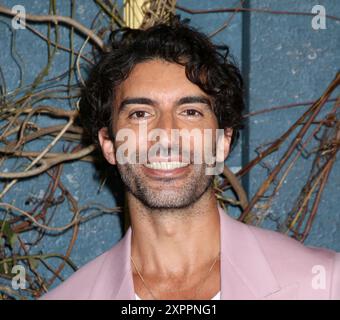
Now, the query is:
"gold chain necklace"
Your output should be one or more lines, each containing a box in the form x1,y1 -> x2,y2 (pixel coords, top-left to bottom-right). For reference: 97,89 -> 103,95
130,251 -> 220,300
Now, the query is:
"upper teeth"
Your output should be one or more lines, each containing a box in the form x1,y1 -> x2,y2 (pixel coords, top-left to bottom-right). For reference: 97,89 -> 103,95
144,162 -> 189,170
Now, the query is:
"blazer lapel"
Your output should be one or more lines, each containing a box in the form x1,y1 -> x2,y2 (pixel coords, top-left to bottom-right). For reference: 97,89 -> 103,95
218,206 -> 298,300
89,227 -> 135,299
262,283 -> 299,300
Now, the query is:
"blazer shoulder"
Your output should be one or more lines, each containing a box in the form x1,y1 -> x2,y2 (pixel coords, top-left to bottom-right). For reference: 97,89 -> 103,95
246,223 -> 339,298
331,252 -> 340,299
39,244 -> 118,300
248,223 -> 336,259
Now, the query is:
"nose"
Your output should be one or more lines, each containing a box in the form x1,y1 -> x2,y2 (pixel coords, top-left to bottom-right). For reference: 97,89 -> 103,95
157,109 -> 177,134
158,107 -> 178,128
149,111 -> 178,157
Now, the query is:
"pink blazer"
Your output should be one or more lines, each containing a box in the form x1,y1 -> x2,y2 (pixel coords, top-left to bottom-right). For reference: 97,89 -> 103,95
40,206 -> 340,300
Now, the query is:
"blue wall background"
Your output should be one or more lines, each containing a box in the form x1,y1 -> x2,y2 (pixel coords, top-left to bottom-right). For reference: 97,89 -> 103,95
0,0 -> 339,293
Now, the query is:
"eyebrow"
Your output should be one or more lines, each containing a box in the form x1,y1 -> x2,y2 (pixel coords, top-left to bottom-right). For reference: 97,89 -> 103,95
177,96 -> 212,108
118,95 -> 212,114
118,97 -> 156,113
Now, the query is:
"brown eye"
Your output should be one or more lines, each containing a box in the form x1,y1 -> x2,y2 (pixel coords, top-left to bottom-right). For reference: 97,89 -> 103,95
183,109 -> 203,117
129,111 -> 151,119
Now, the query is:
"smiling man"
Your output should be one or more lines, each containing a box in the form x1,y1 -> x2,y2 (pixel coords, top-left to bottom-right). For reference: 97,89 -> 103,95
41,19 -> 340,300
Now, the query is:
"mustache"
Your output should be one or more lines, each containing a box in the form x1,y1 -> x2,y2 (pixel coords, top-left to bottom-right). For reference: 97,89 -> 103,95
138,147 -> 193,163
117,148 -> 217,165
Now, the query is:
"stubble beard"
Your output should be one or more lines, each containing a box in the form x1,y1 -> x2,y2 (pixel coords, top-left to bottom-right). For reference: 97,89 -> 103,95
116,162 -> 215,211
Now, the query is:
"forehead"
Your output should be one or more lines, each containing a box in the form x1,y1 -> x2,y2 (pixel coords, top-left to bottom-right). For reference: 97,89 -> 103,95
115,59 -> 206,101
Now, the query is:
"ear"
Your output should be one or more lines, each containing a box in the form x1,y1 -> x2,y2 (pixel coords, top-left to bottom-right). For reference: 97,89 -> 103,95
98,127 -> 116,165
223,128 -> 233,160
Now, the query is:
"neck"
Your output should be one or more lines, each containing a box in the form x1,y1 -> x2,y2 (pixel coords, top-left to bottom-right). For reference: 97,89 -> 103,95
129,188 -> 221,278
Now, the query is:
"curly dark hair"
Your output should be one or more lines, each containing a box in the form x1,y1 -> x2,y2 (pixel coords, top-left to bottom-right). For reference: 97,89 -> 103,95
79,18 -> 245,157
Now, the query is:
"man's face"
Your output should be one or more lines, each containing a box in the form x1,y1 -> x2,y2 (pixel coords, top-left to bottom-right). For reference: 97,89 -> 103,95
98,59 -> 232,210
